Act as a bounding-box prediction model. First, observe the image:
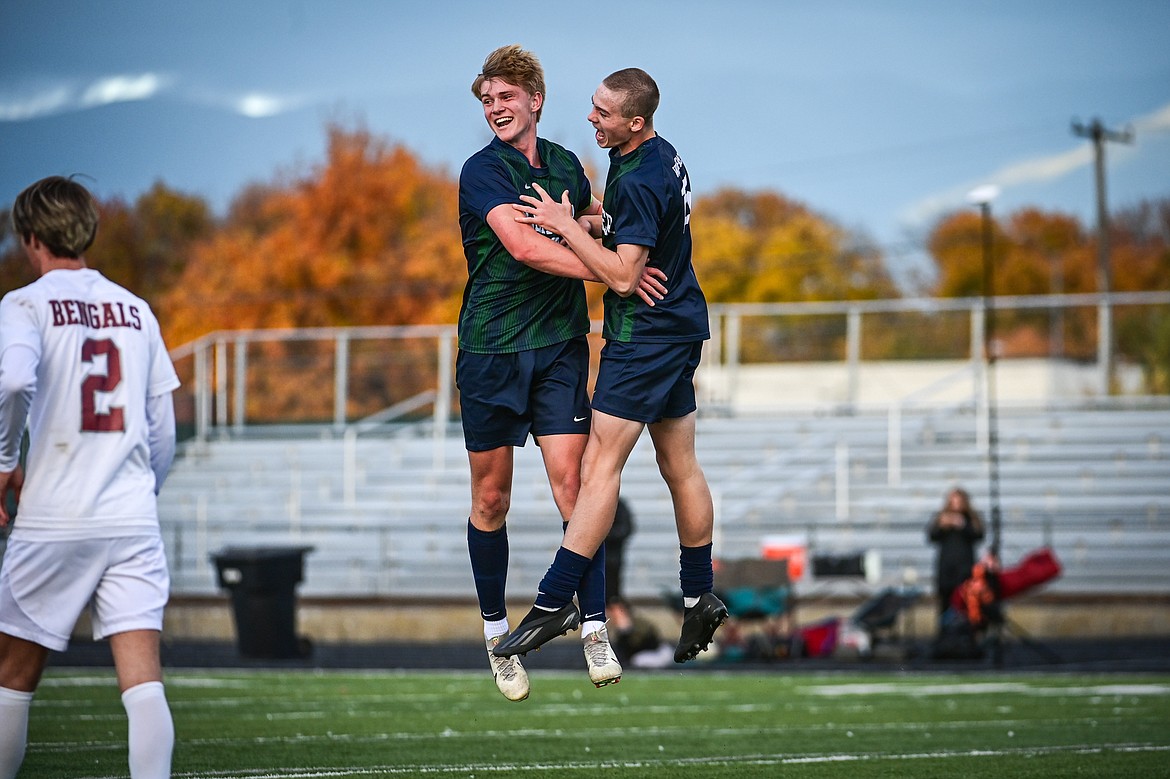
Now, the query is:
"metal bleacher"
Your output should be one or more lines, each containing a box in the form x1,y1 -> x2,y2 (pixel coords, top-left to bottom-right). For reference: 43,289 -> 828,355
158,399 -> 1170,601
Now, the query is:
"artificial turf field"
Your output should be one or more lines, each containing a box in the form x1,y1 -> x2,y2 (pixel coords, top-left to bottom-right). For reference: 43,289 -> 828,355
25,668 -> 1170,778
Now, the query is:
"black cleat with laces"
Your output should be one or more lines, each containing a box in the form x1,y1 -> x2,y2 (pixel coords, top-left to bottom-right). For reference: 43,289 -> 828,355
674,592 -> 728,663
492,603 -> 581,657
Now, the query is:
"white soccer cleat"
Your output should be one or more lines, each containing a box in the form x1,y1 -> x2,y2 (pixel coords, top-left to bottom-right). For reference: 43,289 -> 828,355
487,634 -> 530,701
583,627 -> 623,688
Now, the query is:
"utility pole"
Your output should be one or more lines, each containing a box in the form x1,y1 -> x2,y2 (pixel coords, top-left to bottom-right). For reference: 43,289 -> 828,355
1071,117 -> 1133,394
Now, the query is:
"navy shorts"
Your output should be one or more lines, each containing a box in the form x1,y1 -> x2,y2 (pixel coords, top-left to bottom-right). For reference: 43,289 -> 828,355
457,336 -> 591,452
591,340 -> 704,424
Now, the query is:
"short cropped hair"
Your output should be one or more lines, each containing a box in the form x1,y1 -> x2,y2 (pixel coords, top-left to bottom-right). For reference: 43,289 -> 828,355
601,68 -> 660,126
12,176 -> 99,259
471,44 -> 546,122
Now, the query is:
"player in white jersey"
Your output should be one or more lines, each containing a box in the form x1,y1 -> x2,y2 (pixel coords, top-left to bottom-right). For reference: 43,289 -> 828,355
0,176 -> 179,779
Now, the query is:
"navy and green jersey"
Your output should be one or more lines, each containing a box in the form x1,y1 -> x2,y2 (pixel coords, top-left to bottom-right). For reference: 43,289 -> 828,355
600,135 -> 709,344
458,136 -> 593,354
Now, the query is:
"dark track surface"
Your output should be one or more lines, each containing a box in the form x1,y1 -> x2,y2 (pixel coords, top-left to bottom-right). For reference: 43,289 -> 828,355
51,634 -> 1170,674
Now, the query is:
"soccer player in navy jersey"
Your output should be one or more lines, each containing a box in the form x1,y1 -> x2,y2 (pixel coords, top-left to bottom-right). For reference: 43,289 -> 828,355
457,45 -> 665,700
494,67 -> 728,665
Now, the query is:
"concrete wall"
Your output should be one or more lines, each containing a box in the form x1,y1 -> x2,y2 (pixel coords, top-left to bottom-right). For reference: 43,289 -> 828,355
702,358 -> 1146,409
154,593 -> 1170,646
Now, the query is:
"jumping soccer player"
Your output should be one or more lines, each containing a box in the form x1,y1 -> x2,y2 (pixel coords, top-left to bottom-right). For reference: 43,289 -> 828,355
457,45 -> 665,700
495,67 -> 728,665
0,176 -> 180,779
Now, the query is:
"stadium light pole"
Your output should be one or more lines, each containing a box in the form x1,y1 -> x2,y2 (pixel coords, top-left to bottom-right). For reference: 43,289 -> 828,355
968,185 -> 1002,560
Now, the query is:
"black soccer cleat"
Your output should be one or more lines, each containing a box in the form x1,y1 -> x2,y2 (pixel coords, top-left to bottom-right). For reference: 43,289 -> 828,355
492,603 -> 581,658
674,592 -> 729,663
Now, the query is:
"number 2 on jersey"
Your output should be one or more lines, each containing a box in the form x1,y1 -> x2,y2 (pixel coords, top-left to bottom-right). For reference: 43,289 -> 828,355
81,338 -> 125,432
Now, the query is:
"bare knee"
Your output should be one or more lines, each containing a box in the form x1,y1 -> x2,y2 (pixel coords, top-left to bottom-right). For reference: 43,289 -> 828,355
656,448 -> 698,485
471,484 -> 511,529
110,630 -> 163,693
548,468 -> 581,511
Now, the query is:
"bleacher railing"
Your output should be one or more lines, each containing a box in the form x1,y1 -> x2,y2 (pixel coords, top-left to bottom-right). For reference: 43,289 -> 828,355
169,291 -> 1170,442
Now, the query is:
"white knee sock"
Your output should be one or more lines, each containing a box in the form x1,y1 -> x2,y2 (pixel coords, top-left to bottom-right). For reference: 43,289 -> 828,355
0,686 -> 33,779
122,681 -> 173,779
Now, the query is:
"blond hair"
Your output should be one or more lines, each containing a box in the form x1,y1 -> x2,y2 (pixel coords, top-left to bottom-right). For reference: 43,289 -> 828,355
471,44 -> 546,122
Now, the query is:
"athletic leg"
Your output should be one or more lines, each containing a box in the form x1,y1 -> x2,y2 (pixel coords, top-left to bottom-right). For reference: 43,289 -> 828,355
110,629 -> 173,779
560,412 -> 646,561
648,412 -> 713,549
536,432 -> 607,622
648,413 -> 727,662
467,447 -> 530,700
467,446 -> 514,624
494,412 -> 644,658
0,634 -> 48,779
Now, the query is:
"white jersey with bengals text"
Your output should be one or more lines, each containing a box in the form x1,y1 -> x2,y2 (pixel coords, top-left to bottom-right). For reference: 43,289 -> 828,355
0,268 -> 179,538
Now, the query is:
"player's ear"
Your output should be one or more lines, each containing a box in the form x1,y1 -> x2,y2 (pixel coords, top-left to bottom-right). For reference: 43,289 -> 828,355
530,91 -> 543,114
629,115 -> 645,133
20,233 -> 43,258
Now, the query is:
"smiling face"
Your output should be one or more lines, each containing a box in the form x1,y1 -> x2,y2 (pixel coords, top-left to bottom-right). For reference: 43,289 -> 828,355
480,77 -> 541,148
587,84 -> 641,155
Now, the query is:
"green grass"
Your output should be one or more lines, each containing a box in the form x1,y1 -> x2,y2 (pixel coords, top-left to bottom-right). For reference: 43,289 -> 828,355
23,668 -> 1170,778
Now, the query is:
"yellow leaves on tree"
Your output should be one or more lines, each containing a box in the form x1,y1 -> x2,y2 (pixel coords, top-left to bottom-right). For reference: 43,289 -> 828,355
691,188 -> 897,303
689,188 -> 898,363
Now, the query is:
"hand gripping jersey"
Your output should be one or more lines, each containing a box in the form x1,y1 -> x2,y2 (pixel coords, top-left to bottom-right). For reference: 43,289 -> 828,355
600,135 -> 709,344
458,136 -> 594,354
0,268 -> 179,538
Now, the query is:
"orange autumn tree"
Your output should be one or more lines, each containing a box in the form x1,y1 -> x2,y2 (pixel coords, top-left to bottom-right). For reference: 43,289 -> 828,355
926,200 -> 1170,388
1111,200 -> 1170,391
88,182 -> 214,303
927,207 -> 1095,359
160,124 -> 465,423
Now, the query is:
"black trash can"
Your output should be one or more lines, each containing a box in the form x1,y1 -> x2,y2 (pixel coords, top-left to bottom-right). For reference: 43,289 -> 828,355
211,546 -> 314,659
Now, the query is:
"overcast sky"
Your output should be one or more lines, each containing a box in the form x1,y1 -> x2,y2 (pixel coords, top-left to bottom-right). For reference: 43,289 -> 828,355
2,0 -> 1168,285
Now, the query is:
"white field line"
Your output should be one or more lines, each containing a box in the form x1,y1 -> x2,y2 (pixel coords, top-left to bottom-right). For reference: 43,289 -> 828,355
28,715 -> 1160,753
803,682 -> 1170,697
64,743 -> 1170,779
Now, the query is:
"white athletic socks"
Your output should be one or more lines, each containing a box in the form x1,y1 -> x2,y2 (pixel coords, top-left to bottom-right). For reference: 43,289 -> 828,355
0,682 -> 172,779
0,686 -> 32,779
483,617 -> 510,640
581,619 -> 606,638
122,681 -> 173,779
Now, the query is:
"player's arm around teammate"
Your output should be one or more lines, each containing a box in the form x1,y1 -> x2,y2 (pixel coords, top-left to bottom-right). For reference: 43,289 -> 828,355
515,183 -> 651,297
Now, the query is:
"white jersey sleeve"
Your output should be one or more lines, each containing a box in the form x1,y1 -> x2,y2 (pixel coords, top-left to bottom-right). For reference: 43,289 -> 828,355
145,391 -> 177,493
0,269 -> 181,539
0,342 -> 37,471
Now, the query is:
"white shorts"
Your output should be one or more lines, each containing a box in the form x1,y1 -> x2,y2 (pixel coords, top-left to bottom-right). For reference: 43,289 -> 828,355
0,535 -> 169,651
